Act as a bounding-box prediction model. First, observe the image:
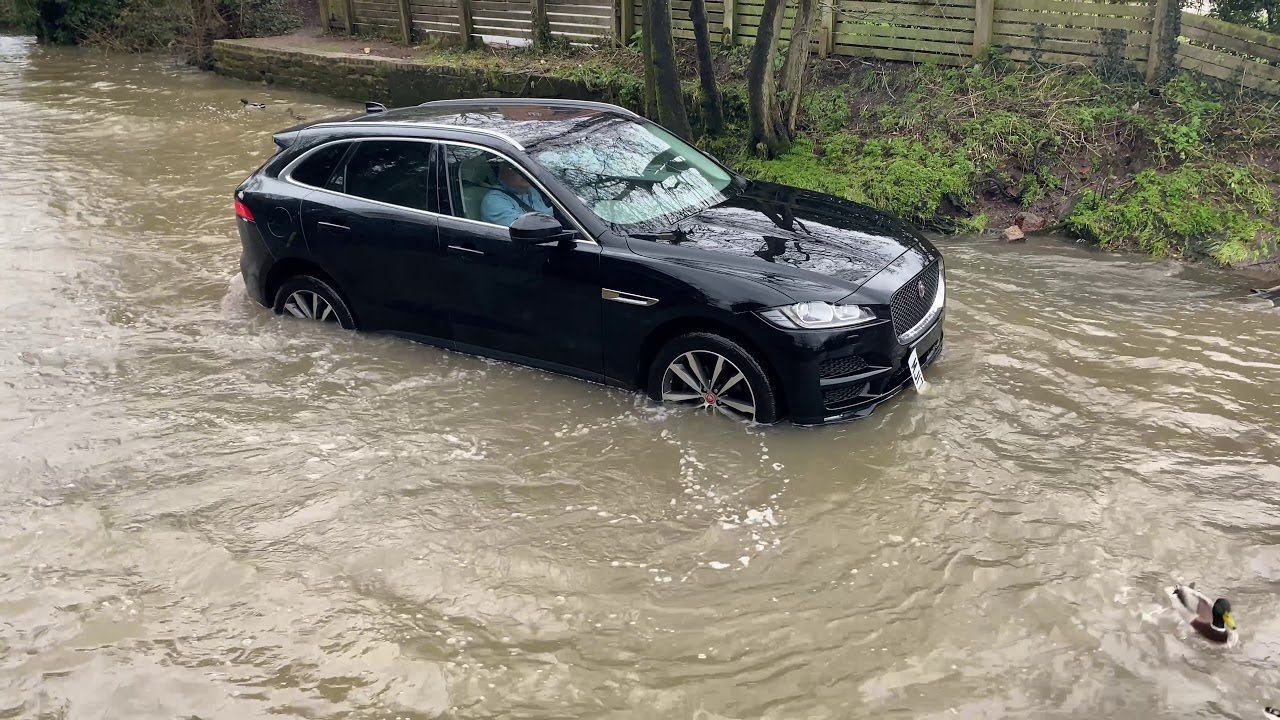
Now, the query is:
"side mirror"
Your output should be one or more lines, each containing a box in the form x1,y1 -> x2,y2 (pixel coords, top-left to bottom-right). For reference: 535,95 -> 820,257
510,212 -> 571,246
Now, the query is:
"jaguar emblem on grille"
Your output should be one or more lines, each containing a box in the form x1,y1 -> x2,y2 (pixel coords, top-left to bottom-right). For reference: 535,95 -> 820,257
917,280 -> 927,300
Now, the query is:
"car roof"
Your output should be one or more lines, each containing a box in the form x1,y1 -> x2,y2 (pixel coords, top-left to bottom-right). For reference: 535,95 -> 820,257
341,98 -> 641,150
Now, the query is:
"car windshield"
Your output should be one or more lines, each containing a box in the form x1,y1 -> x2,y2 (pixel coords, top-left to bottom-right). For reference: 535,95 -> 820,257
528,116 -> 735,227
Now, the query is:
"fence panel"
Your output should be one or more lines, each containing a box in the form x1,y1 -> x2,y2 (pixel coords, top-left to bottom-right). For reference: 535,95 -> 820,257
833,0 -> 975,64
353,0 -> 405,34
1181,12 -> 1280,63
470,0 -> 535,40
410,0 -> 463,36
549,0 -> 616,41
1178,12 -> 1280,95
991,0 -> 1153,71
633,0 -> 730,42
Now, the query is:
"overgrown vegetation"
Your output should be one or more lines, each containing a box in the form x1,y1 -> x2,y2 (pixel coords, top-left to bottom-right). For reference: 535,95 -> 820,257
2,0 -> 303,61
694,51 -> 1280,265
1067,165 -> 1275,264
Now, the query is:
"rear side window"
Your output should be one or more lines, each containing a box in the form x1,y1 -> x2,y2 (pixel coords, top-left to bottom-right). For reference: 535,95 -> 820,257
290,142 -> 349,188
338,140 -> 433,211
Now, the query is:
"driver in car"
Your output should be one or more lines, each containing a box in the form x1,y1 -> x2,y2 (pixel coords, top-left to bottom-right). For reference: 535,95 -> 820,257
481,162 -> 553,227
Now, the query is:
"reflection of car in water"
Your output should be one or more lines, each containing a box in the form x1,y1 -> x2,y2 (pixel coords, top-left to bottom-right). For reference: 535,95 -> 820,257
234,98 -> 946,425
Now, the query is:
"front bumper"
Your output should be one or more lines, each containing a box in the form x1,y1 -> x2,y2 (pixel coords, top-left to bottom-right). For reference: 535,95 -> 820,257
748,310 -> 946,426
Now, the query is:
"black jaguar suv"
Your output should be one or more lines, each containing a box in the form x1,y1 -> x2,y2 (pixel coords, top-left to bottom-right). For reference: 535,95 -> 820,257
235,98 -> 945,425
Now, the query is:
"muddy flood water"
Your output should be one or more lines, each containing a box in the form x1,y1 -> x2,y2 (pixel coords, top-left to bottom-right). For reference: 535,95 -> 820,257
2,35 -> 1280,720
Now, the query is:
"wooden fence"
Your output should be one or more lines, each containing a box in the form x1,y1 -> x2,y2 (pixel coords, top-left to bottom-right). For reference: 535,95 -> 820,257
1177,12 -> 1280,96
318,0 -> 1280,97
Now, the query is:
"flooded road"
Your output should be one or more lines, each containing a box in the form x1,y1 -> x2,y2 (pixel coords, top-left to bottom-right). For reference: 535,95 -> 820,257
2,35 -> 1280,719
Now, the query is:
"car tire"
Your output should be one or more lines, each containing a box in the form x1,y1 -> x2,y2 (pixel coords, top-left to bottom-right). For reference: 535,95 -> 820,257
272,275 -> 357,330
647,332 -> 780,424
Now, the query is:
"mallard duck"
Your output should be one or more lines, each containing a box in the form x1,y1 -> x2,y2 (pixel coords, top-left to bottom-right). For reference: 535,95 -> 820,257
1168,583 -> 1237,644
240,98 -> 267,111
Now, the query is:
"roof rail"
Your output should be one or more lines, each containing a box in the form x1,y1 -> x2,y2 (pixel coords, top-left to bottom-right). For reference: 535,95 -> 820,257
304,120 -> 526,151
415,97 -> 639,119
365,101 -> 387,115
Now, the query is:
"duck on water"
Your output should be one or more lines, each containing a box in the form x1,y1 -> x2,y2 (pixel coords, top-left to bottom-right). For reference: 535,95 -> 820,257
1167,583 -> 1237,644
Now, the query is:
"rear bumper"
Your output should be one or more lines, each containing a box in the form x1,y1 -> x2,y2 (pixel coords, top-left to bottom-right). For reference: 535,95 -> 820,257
748,311 -> 946,426
238,218 -> 273,307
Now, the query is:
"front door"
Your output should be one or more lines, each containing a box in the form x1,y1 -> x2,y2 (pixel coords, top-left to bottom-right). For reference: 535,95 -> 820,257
434,143 -> 602,377
298,138 -> 449,340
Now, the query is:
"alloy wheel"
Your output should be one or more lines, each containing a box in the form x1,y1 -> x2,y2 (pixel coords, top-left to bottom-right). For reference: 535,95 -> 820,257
283,290 -> 337,323
660,350 -> 757,422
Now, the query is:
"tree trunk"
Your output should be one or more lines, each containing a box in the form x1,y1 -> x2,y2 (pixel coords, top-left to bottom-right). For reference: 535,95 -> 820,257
646,0 -> 694,139
746,0 -> 788,157
531,0 -> 552,51
779,0 -> 819,135
688,0 -> 724,133
641,1 -> 658,119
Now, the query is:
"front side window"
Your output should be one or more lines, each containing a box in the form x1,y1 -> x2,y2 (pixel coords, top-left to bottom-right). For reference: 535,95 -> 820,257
335,140 -> 432,211
528,117 -> 734,227
442,145 -> 553,227
290,142 -> 349,188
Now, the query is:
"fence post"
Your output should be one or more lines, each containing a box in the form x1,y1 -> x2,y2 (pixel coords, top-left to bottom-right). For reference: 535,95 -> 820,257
972,0 -> 994,59
1145,0 -> 1171,82
318,0 -> 333,31
721,0 -> 735,45
620,0 -> 635,44
458,0 -> 475,48
532,0 -> 551,50
818,0 -> 835,57
397,0 -> 413,43
344,0 -> 357,34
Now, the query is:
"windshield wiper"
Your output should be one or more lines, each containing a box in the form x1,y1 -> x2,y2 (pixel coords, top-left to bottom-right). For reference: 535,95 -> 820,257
629,228 -> 688,244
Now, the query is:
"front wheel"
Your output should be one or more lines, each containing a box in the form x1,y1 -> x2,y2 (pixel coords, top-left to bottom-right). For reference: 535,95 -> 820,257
647,332 -> 780,424
272,275 -> 356,330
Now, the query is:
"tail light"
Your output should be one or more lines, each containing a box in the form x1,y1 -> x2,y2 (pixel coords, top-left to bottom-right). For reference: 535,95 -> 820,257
235,199 -> 255,222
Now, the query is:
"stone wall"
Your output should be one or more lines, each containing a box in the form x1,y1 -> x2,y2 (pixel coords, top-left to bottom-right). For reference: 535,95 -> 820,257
210,39 -> 637,110
212,41 -> 394,102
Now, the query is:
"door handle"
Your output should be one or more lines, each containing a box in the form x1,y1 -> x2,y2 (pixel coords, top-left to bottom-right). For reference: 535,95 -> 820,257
317,221 -> 350,231
447,244 -> 485,257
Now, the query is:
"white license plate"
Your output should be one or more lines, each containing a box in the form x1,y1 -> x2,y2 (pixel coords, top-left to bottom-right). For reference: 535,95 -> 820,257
907,348 -> 927,392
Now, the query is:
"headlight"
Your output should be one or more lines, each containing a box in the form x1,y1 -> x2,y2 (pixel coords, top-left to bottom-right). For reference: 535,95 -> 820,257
758,301 -> 877,330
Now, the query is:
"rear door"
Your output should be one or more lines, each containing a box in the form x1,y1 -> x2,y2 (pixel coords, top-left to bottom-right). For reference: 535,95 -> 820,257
297,138 -> 450,340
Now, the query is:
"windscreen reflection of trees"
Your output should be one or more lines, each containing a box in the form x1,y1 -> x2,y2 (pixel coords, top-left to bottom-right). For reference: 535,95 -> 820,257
533,118 -> 732,227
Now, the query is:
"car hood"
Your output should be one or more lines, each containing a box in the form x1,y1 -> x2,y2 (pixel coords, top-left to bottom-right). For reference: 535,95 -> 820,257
625,181 -> 926,299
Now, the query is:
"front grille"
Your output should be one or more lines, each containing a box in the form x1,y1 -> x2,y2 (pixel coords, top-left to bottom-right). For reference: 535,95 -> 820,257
889,262 -> 940,338
823,382 -> 869,408
819,355 -> 868,379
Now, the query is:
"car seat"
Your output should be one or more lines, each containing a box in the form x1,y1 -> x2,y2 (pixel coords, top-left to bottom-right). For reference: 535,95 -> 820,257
458,154 -> 499,222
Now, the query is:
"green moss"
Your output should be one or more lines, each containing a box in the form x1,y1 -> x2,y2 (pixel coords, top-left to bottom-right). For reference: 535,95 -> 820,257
799,87 -> 852,135
1064,164 -> 1278,265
